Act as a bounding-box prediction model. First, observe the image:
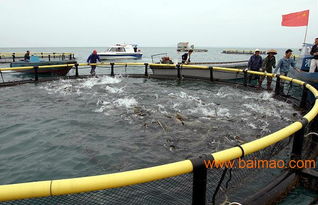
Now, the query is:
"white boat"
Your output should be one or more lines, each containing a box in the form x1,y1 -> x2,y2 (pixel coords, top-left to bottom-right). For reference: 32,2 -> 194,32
177,42 -> 208,52
98,44 -> 143,60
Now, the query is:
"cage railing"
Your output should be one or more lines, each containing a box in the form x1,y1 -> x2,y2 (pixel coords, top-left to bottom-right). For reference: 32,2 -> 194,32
0,52 -> 75,63
0,62 -> 317,204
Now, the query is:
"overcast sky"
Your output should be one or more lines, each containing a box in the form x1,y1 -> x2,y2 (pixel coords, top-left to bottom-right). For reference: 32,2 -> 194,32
0,0 -> 317,48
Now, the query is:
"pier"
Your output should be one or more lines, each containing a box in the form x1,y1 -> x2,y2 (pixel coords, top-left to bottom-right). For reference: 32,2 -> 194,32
222,49 -> 267,55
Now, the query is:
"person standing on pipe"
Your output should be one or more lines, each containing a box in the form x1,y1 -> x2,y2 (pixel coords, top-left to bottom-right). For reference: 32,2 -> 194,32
87,50 -> 101,76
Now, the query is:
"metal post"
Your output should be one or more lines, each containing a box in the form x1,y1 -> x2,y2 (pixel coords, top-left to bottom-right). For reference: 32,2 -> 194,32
12,53 -> 15,62
75,63 -> 79,77
110,63 -> 114,77
300,84 -> 308,109
209,66 -> 214,82
275,74 -> 281,95
48,55 -> 51,61
53,53 -> 55,59
41,53 -> 43,58
311,104 -> 318,132
34,66 -> 39,81
291,118 -> 308,162
191,154 -> 213,205
243,70 -> 247,86
69,54 -> 72,60
0,70 -> 4,83
144,63 -> 148,77
176,64 -> 181,79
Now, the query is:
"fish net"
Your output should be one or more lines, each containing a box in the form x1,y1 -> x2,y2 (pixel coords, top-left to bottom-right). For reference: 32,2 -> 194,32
1,138 -> 294,205
3,120 -> 317,205
0,66 -> 317,205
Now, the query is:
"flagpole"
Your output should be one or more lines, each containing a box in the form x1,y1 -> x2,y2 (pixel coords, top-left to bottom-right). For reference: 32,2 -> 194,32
303,25 -> 308,44
303,9 -> 310,44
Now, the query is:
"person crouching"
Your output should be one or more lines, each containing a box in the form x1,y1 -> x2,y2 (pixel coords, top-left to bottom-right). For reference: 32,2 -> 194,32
181,49 -> 193,64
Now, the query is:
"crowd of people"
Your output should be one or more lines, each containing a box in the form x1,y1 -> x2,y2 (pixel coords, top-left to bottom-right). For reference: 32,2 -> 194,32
246,37 -> 318,90
246,48 -> 294,90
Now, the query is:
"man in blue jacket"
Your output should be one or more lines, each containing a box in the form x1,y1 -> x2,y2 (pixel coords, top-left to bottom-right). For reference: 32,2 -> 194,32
87,50 -> 101,76
274,49 -> 296,76
247,49 -> 263,85
274,49 -> 296,95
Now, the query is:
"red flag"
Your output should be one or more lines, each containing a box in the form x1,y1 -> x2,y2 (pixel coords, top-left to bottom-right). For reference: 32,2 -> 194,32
282,10 -> 309,27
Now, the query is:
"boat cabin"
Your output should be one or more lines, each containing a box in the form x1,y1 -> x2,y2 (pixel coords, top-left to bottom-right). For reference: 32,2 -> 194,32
106,44 -> 138,53
296,43 -> 314,71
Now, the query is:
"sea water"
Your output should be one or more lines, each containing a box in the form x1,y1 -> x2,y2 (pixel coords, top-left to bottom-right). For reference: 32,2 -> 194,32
0,47 -> 303,203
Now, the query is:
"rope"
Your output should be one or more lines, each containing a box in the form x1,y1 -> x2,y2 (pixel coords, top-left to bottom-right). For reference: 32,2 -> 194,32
218,187 -> 243,205
212,168 -> 228,205
225,145 -> 244,189
49,180 -> 53,196
305,132 -> 318,138
225,168 -> 232,189
286,80 -> 293,96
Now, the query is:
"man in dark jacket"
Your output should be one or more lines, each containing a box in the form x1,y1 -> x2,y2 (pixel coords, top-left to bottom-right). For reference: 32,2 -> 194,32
24,51 -> 30,62
309,38 -> 318,73
87,50 -> 101,76
247,49 -> 263,85
181,49 -> 193,64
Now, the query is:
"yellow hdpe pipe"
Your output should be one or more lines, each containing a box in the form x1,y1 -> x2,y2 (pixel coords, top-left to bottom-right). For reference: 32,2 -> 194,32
212,76 -> 318,163
212,122 -> 303,162
0,63 -> 318,202
0,181 -> 52,201
148,63 -> 176,68
182,65 -> 209,69
37,64 -> 75,69
0,160 -> 193,201
0,66 -> 34,71
303,85 -> 318,122
78,62 -> 145,67
52,160 -> 192,195
278,75 -> 318,122
0,64 -> 75,71
113,62 -> 145,66
213,66 -> 240,72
